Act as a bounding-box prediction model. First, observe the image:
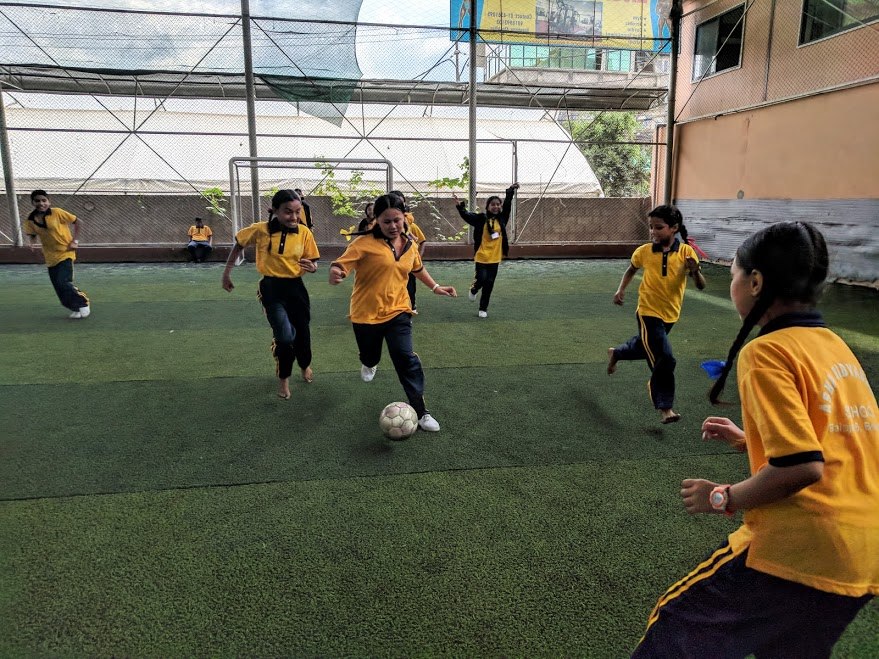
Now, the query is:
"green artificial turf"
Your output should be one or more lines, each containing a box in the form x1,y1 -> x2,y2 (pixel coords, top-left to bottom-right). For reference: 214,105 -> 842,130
1,260 -> 877,657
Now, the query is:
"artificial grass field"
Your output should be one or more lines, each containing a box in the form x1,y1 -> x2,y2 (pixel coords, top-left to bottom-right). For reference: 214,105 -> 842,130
1,259 -> 877,657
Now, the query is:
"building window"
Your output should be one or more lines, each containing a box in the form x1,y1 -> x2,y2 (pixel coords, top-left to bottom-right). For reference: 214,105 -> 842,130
692,4 -> 745,80
800,0 -> 879,44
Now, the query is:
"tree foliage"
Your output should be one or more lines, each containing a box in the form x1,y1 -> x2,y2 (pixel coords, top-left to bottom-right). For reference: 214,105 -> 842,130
566,113 -> 651,198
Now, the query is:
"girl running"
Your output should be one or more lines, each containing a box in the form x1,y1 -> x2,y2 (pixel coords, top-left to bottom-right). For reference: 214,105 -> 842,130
453,182 -> 518,318
328,194 -> 456,432
607,204 -> 705,423
222,189 -> 320,400
633,222 -> 879,657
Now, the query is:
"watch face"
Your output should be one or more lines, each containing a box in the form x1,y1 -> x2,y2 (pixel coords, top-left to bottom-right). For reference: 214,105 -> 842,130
710,491 -> 725,507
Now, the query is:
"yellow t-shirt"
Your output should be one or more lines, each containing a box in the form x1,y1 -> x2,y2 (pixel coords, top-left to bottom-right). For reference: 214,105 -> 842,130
631,240 -> 698,323
332,233 -> 423,324
474,217 -> 504,264
405,213 -> 426,245
188,225 -> 212,242
24,207 -> 78,267
727,320 -> 879,596
235,222 -> 319,278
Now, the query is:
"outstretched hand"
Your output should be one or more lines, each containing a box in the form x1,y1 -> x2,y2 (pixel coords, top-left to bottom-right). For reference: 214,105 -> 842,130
701,416 -> 746,452
434,285 -> 457,297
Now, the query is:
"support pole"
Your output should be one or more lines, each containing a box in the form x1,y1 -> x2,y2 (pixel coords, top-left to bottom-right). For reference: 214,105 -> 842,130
468,0 -> 477,210
0,84 -> 22,246
663,0 -> 682,205
241,0 -> 261,223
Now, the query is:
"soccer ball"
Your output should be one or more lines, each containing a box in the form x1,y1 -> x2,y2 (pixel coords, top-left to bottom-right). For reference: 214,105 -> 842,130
379,401 -> 419,440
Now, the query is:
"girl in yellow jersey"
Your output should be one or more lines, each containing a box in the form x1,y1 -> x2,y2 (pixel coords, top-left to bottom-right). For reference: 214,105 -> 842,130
222,190 -> 320,400
453,183 -> 518,318
633,222 -> 878,658
24,189 -> 91,319
329,194 -> 456,433
608,204 -> 705,424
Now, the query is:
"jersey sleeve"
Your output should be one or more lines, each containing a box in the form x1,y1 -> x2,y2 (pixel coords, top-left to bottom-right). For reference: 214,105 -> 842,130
681,242 -> 699,264
188,226 -> 196,238
411,248 -> 423,273
56,209 -> 77,224
205,227 -> 213,238
234,223 -> 260,247
739,346 -> 822,461
332,239 -> 363,275
630,244 -> 646,269
23,219 -> 36,236
302,227 -> 320,260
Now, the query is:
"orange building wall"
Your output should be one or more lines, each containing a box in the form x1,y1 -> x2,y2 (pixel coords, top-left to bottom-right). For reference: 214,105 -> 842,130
674,82 -> 879,200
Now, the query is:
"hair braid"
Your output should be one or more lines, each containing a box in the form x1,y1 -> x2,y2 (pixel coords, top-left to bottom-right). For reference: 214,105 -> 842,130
709,294 -> 774,404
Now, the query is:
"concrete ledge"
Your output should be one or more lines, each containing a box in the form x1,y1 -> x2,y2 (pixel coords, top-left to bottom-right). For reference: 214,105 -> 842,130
0,242 -> 640,264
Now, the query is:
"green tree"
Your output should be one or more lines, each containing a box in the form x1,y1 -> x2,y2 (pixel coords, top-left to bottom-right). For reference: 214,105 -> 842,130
566,113 -> 650,197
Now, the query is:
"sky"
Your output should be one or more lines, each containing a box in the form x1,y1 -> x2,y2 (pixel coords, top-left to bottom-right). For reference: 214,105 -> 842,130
1,0 -> 457,79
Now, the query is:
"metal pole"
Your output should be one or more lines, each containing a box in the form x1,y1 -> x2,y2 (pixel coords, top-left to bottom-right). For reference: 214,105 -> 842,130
663,0 -> 682,205
241,0 -> 260,222
468,0 -> 477,210
0,84 -> 22,246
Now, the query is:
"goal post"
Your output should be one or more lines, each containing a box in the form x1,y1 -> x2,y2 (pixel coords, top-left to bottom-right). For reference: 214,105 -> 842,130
228,156 -> 394,236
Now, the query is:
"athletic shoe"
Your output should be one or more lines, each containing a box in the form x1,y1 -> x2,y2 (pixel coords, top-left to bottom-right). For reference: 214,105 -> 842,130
468,289 -> 477,302
360,364 -> 377,382
68,310 -> 82,319
78,305 -> 90,318
418,414 -> 440,432
478,310 -> 488,318
411,307 -> 418,316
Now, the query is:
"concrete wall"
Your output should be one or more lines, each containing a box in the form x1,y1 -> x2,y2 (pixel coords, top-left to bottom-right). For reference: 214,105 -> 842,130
2,194 -> 649,249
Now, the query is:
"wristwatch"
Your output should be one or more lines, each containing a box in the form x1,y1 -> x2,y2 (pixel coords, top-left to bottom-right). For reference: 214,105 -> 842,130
709,485 -> 734,516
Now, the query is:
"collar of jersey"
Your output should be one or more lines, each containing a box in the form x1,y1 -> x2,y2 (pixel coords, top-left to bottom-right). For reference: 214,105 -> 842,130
651,237 -> 680,253
759,310 -> 826,336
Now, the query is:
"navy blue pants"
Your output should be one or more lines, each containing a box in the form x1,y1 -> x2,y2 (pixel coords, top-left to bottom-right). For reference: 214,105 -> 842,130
407,273 -> 417,311
352,312 -> 427,418
186,241 -> 213,262
633,545 -> 872,659
258,276 -> 311,380
471,262 -> 499,312
47,258 -> 89,311
613,314 -> 676,410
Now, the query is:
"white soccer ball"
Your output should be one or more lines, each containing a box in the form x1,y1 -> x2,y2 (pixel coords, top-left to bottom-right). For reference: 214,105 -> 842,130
379,401 -> 419,440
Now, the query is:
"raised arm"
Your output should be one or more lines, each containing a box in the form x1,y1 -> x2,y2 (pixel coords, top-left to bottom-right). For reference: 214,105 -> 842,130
499,182 -> 519,223
452,192 -> 482,226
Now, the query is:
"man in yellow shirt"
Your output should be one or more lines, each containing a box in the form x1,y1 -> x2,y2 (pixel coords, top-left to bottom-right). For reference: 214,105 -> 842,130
186,217 -> 213,263
23,189 -> 90,319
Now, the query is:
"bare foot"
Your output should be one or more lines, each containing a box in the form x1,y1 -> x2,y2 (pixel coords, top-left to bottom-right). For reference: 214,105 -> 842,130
277,379 -> 291,400
607,348 -> 618,375
660,409 -> 682,424
301,366 -> 314,383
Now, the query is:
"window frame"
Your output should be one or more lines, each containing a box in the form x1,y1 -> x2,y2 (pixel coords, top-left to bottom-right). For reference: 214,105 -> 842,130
691,3 -> 746,82
798,0 -> 879,47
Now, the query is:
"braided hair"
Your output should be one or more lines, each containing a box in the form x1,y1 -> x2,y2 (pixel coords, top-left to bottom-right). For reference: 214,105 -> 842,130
709,222 -> 829,404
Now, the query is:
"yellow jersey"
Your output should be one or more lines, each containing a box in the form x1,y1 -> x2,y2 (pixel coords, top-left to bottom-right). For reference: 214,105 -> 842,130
188,225 -> 212,242
474,217 -> 504,264
332,233 -> 423,324
24,207 -> 78,267
235,221 -> 319,278
631,240 -> 698,323
727,314 -> 879,596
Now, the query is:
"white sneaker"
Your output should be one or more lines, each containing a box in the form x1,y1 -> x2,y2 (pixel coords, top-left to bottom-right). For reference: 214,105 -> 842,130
360,364 -> 377,382
78,305 -> 90,318
68,310 -> 82,319
468,290 -> 477,302
418,414 -> 440,432
478,310 -> 488,318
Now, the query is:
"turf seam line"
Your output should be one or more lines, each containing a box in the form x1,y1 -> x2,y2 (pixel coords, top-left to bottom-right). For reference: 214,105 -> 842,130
0,449 -> 744,504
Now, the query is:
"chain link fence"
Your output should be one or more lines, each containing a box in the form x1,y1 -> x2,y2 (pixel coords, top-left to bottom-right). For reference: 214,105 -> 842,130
676,0 -> 879,124
0,1 -> 672,250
